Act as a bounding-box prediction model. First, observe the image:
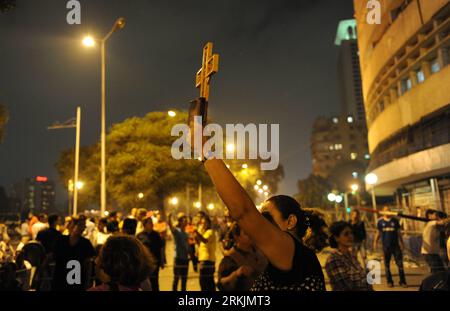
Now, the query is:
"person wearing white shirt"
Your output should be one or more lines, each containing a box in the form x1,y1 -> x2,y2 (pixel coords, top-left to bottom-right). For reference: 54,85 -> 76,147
31,214 -> 48,240
421,209 -> 446,273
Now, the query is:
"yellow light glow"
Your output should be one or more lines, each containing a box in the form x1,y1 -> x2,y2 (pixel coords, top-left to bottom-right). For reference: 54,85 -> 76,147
226,143 -> 235,153
256,180 -> 262,186
82,36 -> 95,47
207,203 -> 214,210
138,193 -> 144,199
168,110 -> 176,117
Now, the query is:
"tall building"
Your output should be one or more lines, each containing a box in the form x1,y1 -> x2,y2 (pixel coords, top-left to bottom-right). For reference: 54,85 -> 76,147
354,0 -> 450,220
336,19 -> 366,125
9,177 -> 56,215
311,116 -> 369,178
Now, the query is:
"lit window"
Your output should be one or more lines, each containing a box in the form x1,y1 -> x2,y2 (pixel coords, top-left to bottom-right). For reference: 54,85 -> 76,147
431,58 -> 441,73
332,117 -> 339,124
416,69 -> 425,83
350,152 -> 358,160
335,144 -> 343,150
347,116 -> 354,123
400,77 -> 412,94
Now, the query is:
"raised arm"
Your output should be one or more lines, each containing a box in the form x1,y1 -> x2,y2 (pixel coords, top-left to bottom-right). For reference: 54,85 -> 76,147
204,159 -> 295,271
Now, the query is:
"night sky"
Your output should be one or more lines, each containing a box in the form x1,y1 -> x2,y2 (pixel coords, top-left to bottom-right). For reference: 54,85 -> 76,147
0,0 -> 354,205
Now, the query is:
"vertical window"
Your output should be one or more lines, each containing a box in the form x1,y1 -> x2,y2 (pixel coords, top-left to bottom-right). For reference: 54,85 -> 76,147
400,77 -> 412,94
416,69 -> 425,83
431,58 -> 441,73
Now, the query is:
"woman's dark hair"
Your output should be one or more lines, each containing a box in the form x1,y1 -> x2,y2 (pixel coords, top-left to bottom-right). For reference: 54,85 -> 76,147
329,221 -> 352,249
122,218 -> 137,235
222,222 -> 241,250
266,195 -> 329,252
97,235 -> 155,288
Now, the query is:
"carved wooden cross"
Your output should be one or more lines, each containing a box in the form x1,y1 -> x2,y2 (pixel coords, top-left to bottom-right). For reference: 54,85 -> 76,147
195,42 -> 219,101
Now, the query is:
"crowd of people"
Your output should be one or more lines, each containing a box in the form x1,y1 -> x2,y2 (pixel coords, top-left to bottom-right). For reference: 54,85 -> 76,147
0,156 -> 449,291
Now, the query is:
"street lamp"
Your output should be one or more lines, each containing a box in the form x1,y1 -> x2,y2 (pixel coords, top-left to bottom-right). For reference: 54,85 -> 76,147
207,203 -> 215,211
365,173 -> 378,227
170,197 -> 179,205
76,181 -> 84,190
138,193 -> 144,199
83,17 -> 126,215
350,183 -> 359,192
194,201 -> 202,209
168,110 -> 176,117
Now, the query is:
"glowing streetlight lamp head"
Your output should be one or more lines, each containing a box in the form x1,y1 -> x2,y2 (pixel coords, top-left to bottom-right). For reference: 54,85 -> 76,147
262,185 -> 268,191
138,192 -> 144,199
76,181 -> 84,190
254,185 -> 259,190
242,163 -> 248,169
168,110 -> 176,117
335,195 -> 343,203
327,193 -> 336,202
194,201 -> 201,208
114,17 -> 126,30
226,143 -> 235,153
256,180 -> 262,186
170,197 -> 179,205
258,189 -> 264,194
82,36 -> 96,47
350,184 -> 359,192
365,173 -> 378,185
207,203 -> 215,210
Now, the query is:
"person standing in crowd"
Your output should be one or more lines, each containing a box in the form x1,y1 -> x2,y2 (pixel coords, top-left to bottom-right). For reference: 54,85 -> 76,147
52,215 -> 96,291
421,209 -> 447,273
83,217 -> 97,246
194,213 -> 217,291
198,151 -> 327,291
0,224 -> 15,263
31,214 -> 48,240
89,235 -> 154,291
94,218 -> 110,248
36,214 -> 62,255
350,209 -> 367,266
325,221 -> 373,291
168,213 -> 190,291
218,223 -> 267,291
185,216 -> 198,272
27,212 -> 38,236
122,218 -> 138,236
420,220 -> 450,291
374,206 -> 407,288
137,216 -> 164,291
153,212 -> 168,266
135,208 -> 148,235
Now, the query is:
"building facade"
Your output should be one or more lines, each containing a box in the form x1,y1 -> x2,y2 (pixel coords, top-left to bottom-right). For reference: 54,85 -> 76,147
336,19 -> 367,125
9,177 -> 56,215
354,0 -> 450,220
311,116 -> 370,178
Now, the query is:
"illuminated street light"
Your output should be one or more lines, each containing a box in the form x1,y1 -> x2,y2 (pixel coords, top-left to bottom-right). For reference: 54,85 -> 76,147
82,36 -> 95,47
256,180 -> 262,186
138,193 -> 144,199
75,181 -> 84,190
365,173 -> 378,185
327,193 -> 336,202
262,185 -> 268,191
207,203 -> 215,210
350,184 -> 359,192
335,195 -> 343,203
168,110 -> 176,117
258,189 -> 264,194
242,163 -> 248,169
170,197 -> 179,205
254,185 -> 259,190
194,201 -> 201,208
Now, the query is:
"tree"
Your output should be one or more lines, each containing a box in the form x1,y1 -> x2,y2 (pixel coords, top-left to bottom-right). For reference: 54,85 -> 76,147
295,174 -> 332,208
0,105 -> 8,143
56,111 -> 211,212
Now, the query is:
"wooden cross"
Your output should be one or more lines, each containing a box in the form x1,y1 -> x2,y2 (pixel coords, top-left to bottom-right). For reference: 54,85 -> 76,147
195,42 -> 219,101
